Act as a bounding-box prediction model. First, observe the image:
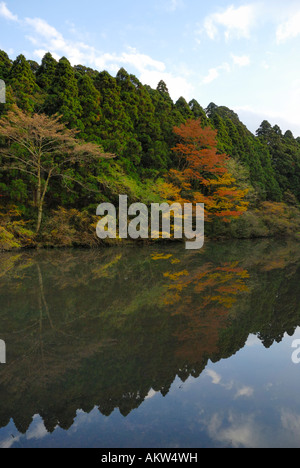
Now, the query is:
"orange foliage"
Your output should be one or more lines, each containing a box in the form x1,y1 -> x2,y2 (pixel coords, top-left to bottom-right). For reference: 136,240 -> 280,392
163,119 -> 248,222
158,257 -> 250,360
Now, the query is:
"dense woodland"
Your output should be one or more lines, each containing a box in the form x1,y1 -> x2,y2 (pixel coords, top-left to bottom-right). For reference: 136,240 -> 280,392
0,50 -> 300,249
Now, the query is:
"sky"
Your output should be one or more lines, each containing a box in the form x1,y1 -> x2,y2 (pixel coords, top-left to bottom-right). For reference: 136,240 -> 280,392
0,0 -> 300,137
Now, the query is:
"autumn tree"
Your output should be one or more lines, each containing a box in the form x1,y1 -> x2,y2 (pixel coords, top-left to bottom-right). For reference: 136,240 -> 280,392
167,119 -> 249,221
0,106 -> 113,233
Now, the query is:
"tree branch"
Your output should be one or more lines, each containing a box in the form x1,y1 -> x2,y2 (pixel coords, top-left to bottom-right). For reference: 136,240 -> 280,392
0,165 -> 37,178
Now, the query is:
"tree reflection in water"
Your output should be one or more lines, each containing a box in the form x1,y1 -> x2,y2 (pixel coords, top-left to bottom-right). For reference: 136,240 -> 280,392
0,239 -> 300,435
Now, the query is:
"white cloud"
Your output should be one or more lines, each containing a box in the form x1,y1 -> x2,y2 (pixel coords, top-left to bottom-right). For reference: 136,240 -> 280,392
231,54 -> 251,67
203,68 -> 220,84
206,369 -> 222,385
115,47 -> 165,74
0,1 -> 18,21
166,0 -> 185,12
16,12 -> 191,102
24,17 -> 97,66
203,63 -> 231,84
203,4 -> 258,41
145,389 -> 157,400
140,69 -> 194,101
279,409 -> 300,447
281,410 -> 300,436
245,334 -> 261,347
276,10 -> 300,43
0,434 -> 21,448
205,412 -> 264,448
235,386 -> 254,399
25,17 -> 62,41
33,49 -> 60,62
205,368 -> 235,391
23,18 -> 163,74
92,49 -> 192,100
26,416 -> 48,441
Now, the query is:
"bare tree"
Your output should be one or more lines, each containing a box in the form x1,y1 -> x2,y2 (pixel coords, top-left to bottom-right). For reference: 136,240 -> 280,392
0,106 -> 114,233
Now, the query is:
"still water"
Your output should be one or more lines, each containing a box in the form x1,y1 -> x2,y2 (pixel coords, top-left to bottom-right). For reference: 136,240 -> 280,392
0,239 -> 300,448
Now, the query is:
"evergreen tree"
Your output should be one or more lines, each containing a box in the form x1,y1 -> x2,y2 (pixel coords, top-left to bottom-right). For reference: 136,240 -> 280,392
257,121 -> 300,200
77,74 -> 101,141
0,50 -> 12,81
175,96 -> 193,121
44,57 -> 82,129
74,64 -> 98,79
94,70 -> 134,160
36,52 -> 57,90
207,105 -> 282,201
0,46 -> 299,240
189,99 -> 208,124
8,54 -> 36,112
147,82 -> 183,161
157,80 -> 170,97
256,120 -> 273,142
28,60 -> 39,75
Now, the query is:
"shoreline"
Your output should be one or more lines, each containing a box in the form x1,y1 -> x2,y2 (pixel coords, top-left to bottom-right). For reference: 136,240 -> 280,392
1,232 -> 299,253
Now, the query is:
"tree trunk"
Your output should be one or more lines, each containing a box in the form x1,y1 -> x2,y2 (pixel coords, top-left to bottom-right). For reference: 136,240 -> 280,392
36,204 -> 43,234
36,169 -> 52,234
36,157 -> 42,233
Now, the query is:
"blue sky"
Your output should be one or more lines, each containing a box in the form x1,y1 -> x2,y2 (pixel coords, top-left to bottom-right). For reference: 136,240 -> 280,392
0,0 -> 300,136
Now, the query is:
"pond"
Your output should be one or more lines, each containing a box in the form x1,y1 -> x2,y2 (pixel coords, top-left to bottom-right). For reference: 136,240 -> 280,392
0,239 -> 300,448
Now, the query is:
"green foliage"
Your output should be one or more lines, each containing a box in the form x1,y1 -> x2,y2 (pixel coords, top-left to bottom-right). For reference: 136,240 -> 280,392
44,57 -> 83,129
36,52 -> 57,90
257,121 -> 300,201
208,202 -> 300,240
77,74 -> 101,140
8,54 -> 36,112
189,99 -> 208,124
42,207 -> 100,248
0,49 -> 299,248
207,104 -> 282,201
0,205 -> 36,250
0,50 -> 12,81
0,240 -> 300,429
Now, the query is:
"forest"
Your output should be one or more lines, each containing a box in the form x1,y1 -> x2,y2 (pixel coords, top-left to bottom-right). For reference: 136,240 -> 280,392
0,50 -> 300,250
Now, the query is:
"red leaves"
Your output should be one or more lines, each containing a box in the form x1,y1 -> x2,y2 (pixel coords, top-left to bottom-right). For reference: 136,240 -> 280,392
170,119 -> 249,221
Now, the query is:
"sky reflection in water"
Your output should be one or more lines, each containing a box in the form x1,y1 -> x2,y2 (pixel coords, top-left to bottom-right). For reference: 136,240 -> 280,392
0,239 -> 300,448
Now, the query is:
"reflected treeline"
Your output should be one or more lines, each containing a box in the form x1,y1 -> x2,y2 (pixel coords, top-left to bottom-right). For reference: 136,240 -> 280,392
0,239 -> 300,434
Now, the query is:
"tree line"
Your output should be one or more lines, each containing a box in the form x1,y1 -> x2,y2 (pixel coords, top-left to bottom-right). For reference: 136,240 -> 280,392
0,50 -> 299,247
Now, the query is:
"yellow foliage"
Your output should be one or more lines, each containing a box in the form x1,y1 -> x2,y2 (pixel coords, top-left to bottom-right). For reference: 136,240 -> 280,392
151,253 -> 173,261
92,254 -> 123,279
163,270 -> 189,281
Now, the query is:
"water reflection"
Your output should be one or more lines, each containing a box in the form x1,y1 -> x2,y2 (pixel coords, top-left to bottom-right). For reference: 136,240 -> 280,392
0,239 -> 300,447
